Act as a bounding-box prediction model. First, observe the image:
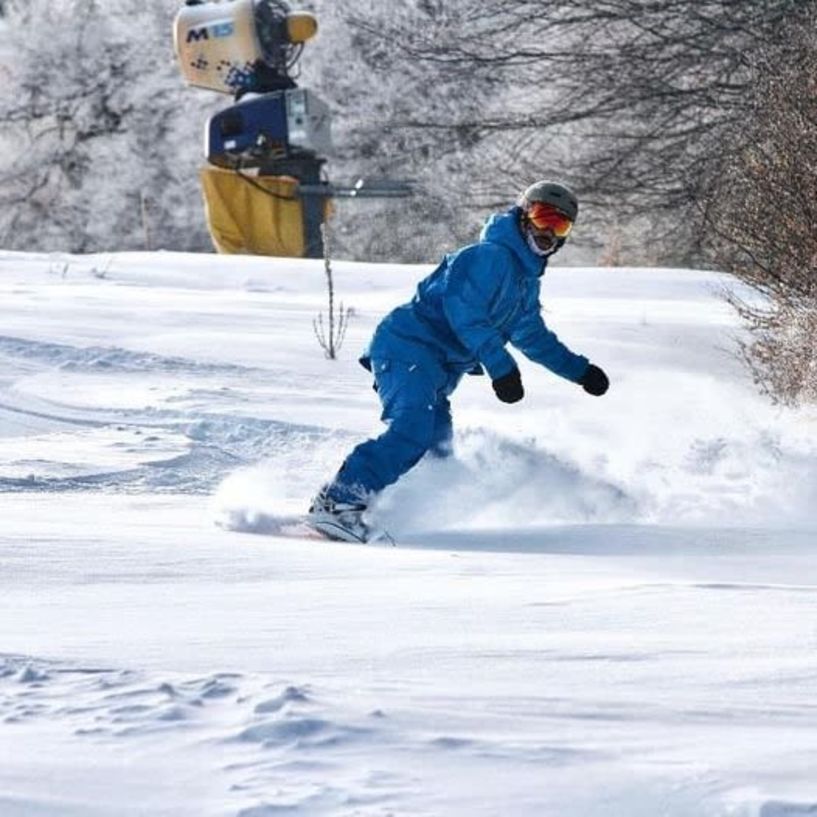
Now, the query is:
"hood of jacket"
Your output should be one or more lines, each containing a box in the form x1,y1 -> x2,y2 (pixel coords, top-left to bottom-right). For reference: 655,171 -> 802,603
479,206 -> 547,278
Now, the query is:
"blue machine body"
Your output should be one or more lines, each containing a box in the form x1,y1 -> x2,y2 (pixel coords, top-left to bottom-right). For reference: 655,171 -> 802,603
206,88 -> 331,168
206,92 -> 289,168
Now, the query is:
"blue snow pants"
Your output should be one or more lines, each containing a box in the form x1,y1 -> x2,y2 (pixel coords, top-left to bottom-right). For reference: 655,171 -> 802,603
326,356 -> 463,504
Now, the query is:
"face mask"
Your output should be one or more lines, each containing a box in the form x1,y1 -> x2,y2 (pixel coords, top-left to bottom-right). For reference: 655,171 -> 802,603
525,227 -> 556,257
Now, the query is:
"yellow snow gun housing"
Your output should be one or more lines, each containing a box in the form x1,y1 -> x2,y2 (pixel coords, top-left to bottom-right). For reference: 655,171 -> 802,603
174,0 -> 317,96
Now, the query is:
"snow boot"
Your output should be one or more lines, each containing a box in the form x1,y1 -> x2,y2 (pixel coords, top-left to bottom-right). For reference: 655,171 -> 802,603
307,490 -> 371,543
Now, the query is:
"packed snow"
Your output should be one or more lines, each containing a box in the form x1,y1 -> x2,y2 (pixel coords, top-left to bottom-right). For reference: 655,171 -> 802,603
1,249 -> 816,817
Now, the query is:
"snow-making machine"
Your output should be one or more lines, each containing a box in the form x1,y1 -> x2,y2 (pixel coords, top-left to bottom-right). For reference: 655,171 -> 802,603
173,0 -> 411,257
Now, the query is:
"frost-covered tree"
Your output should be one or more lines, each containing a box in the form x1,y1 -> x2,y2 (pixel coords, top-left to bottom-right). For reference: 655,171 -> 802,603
301,0 -> 498,262
4,0 -> 807,269
0,0 -> 215,253
702,7 -> 817,405
326,0 -> 809,265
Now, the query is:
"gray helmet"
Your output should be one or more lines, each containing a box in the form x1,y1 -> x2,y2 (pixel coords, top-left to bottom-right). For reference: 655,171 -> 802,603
519,180 -> 578,222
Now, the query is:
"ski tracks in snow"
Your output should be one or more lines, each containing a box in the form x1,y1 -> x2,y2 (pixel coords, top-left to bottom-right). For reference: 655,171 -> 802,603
0,333 -> 350,497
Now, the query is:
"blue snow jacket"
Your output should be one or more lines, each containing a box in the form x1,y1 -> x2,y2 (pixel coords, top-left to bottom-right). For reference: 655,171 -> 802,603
362,206 -> 590,383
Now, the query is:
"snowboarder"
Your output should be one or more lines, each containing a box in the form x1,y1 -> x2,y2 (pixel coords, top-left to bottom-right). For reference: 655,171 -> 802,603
308,180 -> 610,542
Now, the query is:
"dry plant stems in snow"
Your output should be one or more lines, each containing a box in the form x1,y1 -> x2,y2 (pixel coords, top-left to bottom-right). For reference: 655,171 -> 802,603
313,219 -> 351,360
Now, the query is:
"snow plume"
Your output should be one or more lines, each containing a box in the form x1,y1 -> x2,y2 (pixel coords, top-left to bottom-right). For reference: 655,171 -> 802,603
637,422 -> 817,529
589,371 -> 817,530
211,425 -> 636,537
214,411 -> 817,539
372,429 -> 638,535
211,430 -> 357,532
212,462 -> 295,533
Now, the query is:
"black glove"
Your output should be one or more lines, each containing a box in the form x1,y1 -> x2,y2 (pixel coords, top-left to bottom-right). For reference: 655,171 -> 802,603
492,367 -> 524,403
578,364 -> 609,396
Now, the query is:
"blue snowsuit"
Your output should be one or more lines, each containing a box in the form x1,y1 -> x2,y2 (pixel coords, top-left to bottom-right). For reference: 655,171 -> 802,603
326,206 -> 591,504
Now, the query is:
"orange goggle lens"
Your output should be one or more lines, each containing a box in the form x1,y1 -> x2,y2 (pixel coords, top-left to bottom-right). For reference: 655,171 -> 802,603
527,202 -> 574,237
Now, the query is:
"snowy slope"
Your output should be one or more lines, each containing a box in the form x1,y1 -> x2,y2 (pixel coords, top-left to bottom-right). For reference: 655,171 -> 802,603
1,249 -> 817,817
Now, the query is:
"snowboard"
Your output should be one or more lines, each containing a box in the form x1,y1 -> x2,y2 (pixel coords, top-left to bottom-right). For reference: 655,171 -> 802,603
225,512 -> 393,545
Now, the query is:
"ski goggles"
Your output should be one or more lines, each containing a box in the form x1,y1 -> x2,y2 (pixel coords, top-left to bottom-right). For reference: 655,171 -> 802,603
526,202 -> 574,238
